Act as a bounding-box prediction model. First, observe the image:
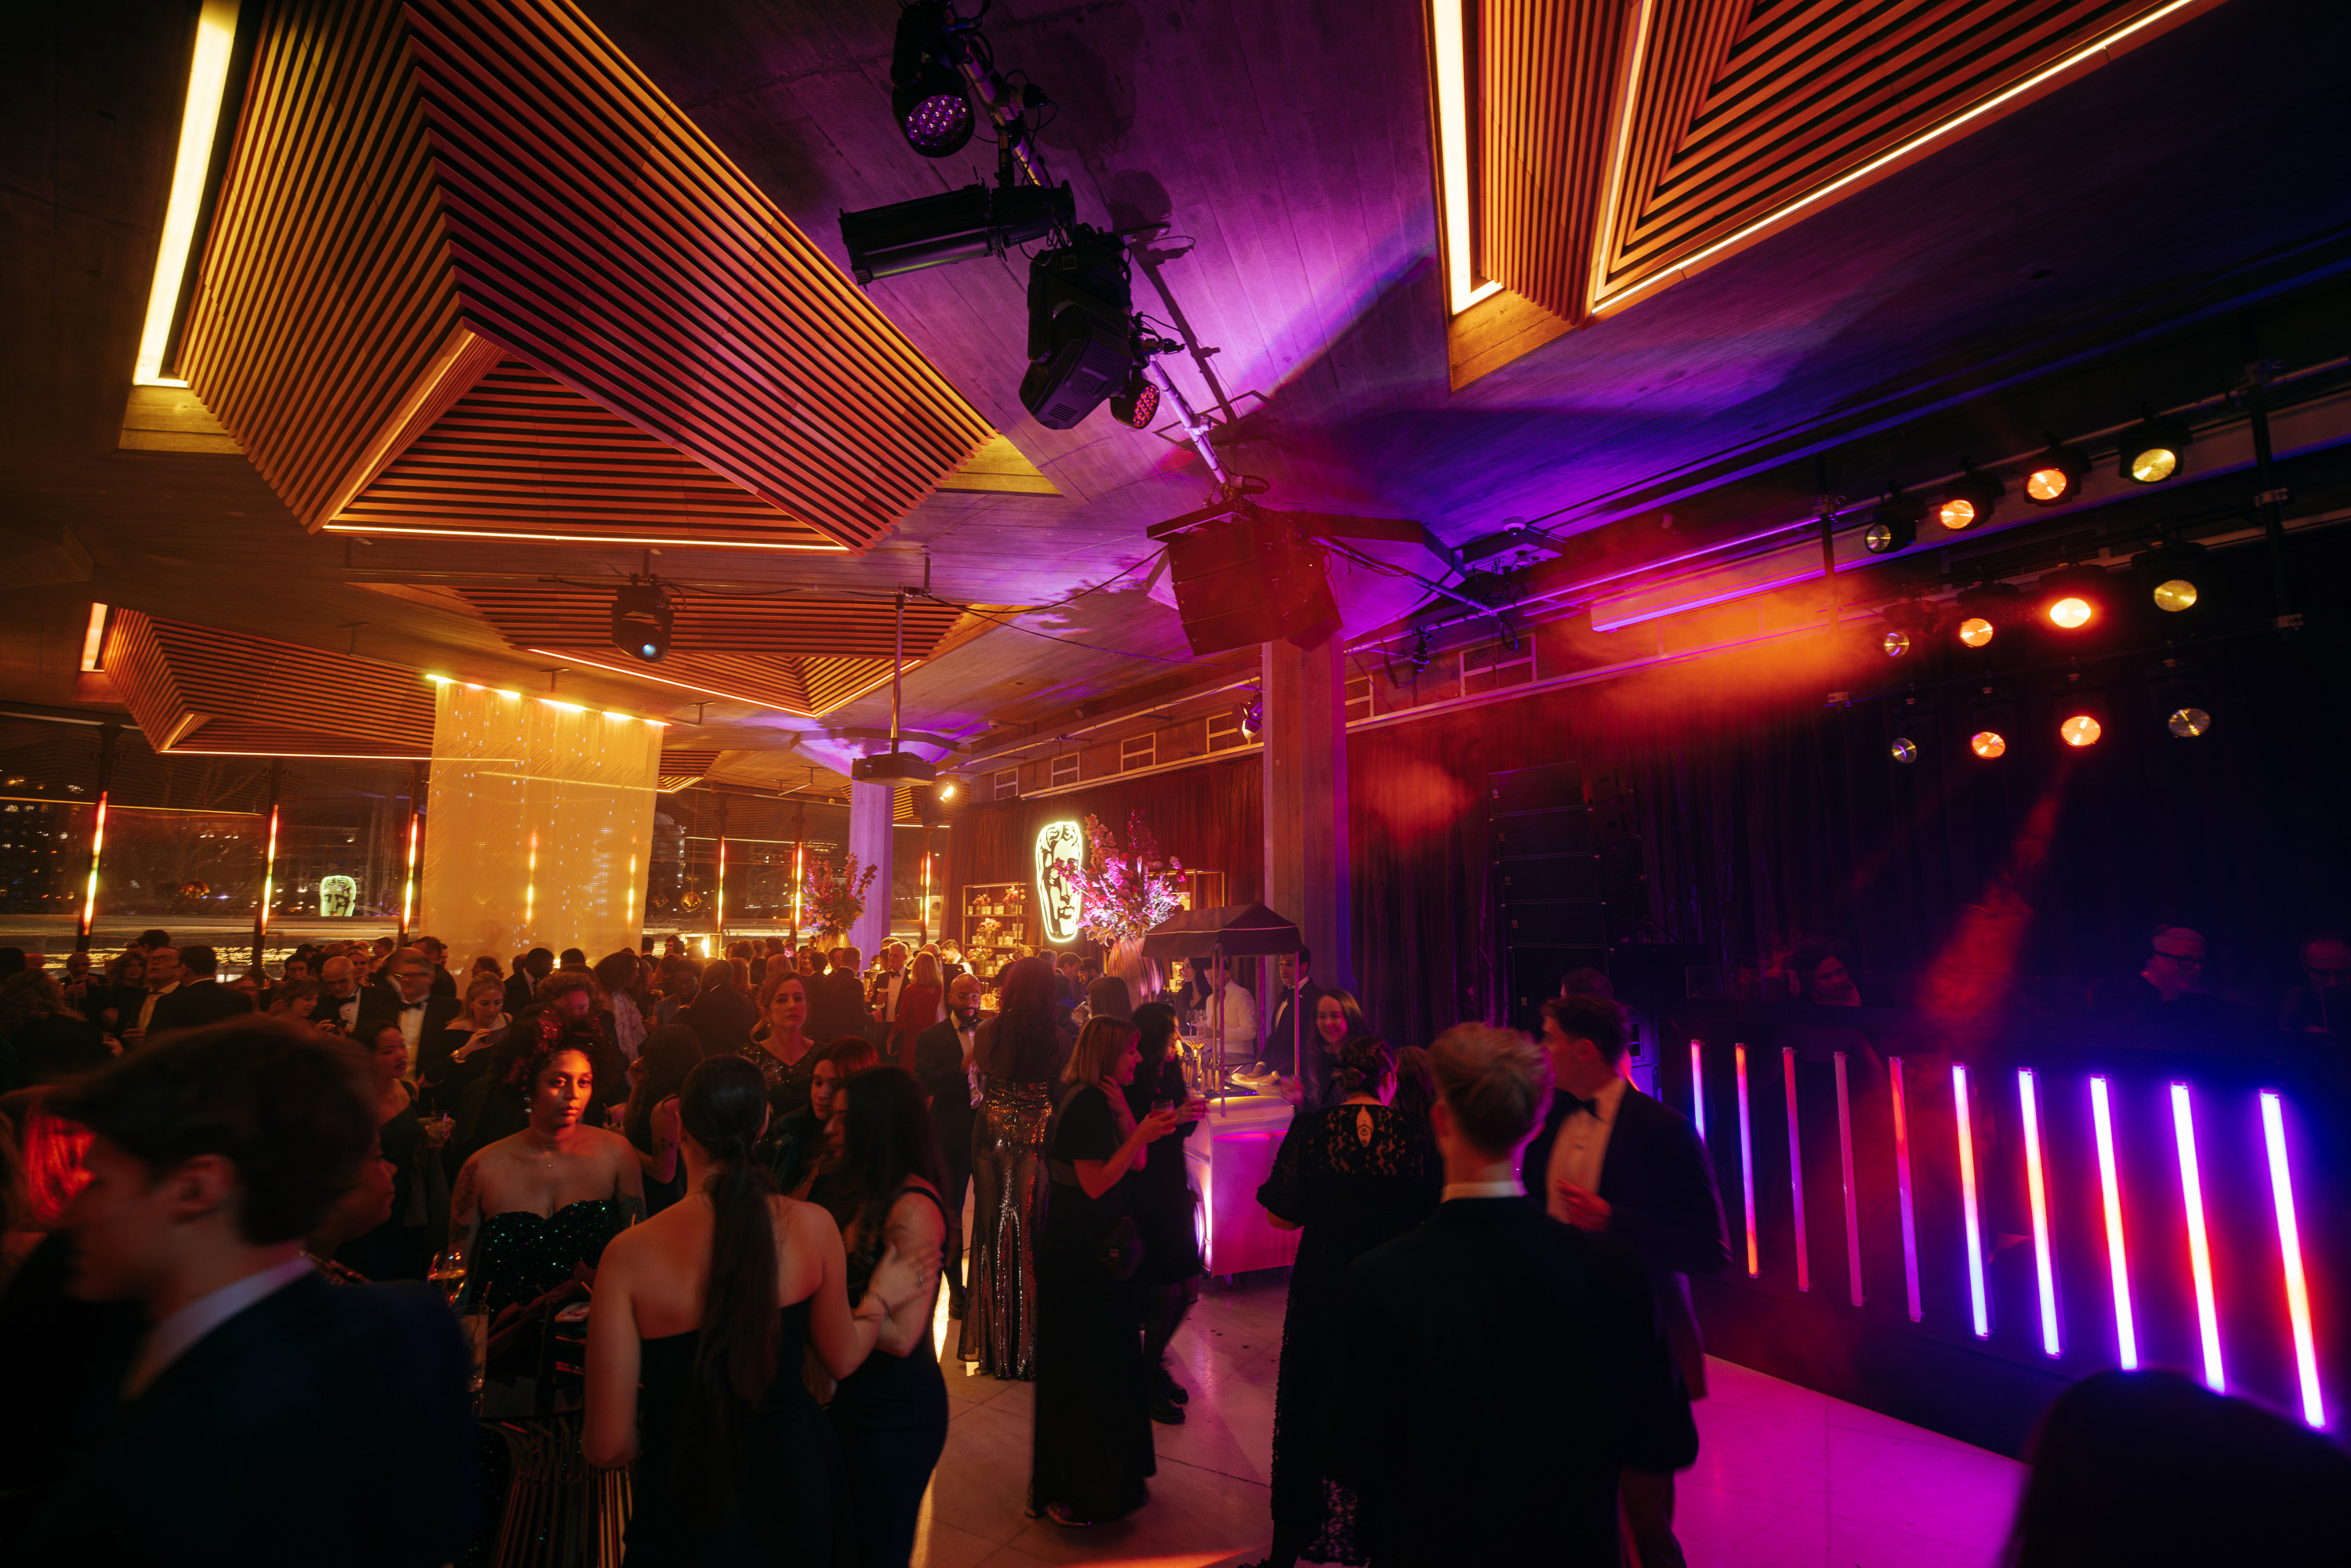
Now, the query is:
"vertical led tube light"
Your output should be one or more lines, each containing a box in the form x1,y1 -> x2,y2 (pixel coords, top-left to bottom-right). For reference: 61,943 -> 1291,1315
1954,1063 -> 1991,1338
2170,1082 -> 2225,1392
2088,1077 -> 2138,1369
2258,1092 -> 2324,1428
399,811 -> 420,947
1890,1056 -> 1922,1322
2017,1070 -> 2060,1356
79,794 -> 109,944
1689,1041 -> 1706,1142
1781,1047 -> 1809,1291
255,802 -> 280,965
524,832 -> 538,932
792,842 -> 806,940
1835,1052 -> 1864,1306
1733,1044 -> 1759,1278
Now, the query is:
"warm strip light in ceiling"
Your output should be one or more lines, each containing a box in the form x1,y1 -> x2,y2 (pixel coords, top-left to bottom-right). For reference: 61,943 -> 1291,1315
133,0 -> 241,387
1429,0 -> 1499,316
523,648 -> 922,721
79,604 -> 110,672
322,522 -> 847,552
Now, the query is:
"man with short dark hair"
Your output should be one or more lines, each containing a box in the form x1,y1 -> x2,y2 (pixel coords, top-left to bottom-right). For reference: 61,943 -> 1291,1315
147,946 -> 254,1037
1266,947 -> 1324,1096
121,945 -> 183,1050
20,1019 -> 475,1563
1525,991 -> 1726,1567
869,940 -> 911,1036
915,972 -> 986,1319
410,936 -> 457,998
358,951 -> 463,1081
506,947 -> 555,1013
557,947 -> 589,972
1342,1023 -> 1695,1566
135,928 -> 172,953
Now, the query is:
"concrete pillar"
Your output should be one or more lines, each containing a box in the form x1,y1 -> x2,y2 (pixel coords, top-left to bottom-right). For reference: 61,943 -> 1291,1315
1261,635 -> 1353,994
848,778 -> 895,959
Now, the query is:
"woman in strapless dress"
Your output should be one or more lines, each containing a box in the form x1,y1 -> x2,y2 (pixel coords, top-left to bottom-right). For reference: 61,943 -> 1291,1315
586,1055 -> 939,1566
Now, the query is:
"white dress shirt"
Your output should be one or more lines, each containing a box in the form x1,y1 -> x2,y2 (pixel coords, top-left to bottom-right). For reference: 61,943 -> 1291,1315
396,997 -> 429,1059
1544,1075 -> 1628,1224
123,1251 -> 316,1399
1441,1177 -> 1526,1201
1217,980 -> 1258,1049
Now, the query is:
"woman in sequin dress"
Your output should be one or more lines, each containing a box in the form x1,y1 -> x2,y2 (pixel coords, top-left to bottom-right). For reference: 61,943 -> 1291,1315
958,956 -> 1069,1379
741,971 -> 820,1124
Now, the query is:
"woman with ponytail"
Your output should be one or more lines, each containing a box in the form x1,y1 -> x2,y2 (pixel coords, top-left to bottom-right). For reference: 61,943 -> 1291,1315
585,1056 -> 938,1563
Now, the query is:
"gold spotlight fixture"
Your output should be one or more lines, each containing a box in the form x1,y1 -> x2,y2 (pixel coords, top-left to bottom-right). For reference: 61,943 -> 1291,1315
2118,409 -> 2192,484
2037,565 -> 2110,632
1936,464 -> 2003,531
2059,714 -> 2103,748
2133,538 -> 2208,614
2021,436 -> 2093,507
1969,730 -> 2008,759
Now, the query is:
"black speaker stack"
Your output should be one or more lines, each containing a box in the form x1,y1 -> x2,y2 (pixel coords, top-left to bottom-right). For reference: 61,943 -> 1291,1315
1491,759 -> 1642,1031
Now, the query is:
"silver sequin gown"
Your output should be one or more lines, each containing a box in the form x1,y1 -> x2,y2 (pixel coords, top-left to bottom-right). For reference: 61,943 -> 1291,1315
958,1077 -> 1054,1379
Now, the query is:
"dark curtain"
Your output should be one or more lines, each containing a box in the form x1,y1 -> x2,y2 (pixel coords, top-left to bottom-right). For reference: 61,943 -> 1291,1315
951,755 -> 1263,911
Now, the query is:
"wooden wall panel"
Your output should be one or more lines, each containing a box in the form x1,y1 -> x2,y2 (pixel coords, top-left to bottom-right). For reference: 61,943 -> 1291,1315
104,610 -> 436,758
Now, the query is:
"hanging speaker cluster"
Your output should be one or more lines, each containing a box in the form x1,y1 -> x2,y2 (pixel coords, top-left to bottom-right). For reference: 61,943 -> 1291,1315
1161,503 -> 1342,657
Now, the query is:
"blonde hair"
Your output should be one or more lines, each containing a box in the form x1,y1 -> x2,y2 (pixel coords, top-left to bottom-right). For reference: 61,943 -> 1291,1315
910,951 -> 941,990
1063,1016 -> 1139,1087
1429,1023 -> 1552,1154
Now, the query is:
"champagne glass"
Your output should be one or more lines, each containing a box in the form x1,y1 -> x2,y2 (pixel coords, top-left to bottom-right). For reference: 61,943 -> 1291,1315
429,1246 -> 467,1311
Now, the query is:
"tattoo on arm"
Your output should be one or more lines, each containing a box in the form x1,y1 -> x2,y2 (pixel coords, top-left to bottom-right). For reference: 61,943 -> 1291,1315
619,1193 -> 647,1225
451,1157 -> 482,1254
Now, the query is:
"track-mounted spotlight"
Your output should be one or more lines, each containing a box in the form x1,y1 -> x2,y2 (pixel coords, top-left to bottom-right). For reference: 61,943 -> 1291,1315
2132,538 -> 2208,614
612,581 -> 673,663
1954,581 -> 2022,650
1936,463 -> 2002,531
1020,226 -> 1137,429
840,182 -> 1073,284
890,3 -> 975,158
2118,408 -> 2192,484
2022,435 -> 2092,507
2036,564 -> 2110,632
1864,491 -> 1925,554
1108,365 -> 1160,429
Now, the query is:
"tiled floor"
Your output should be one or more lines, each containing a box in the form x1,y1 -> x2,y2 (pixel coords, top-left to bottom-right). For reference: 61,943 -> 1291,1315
907,1272 -> 2026,1567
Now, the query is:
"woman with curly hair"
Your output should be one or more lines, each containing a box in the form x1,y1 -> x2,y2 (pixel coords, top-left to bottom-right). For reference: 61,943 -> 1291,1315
1251,1035 -> 1442,1568
447,1019 -> 643,1338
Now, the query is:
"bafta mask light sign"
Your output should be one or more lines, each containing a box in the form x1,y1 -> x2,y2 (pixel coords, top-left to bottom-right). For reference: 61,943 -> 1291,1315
1034,819 -> 1085,945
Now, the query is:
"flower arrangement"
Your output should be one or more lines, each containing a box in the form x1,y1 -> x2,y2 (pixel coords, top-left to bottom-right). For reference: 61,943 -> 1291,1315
802,853 -> 880,939
1053,811 -> 1186,943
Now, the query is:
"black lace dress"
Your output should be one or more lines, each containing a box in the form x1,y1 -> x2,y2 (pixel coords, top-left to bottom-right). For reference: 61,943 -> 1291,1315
1256,1103 -> 1442,1565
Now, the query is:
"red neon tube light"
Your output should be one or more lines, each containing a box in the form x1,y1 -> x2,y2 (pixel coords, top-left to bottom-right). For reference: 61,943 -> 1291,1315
79,792 -> 109,939
715,836 -> 728,935
1954,1063 -> 1991,1338
2259,1091 -> 2324,1427
2088,1077 -> 2137,1369
1889,1056 -> 1921,1322
2017,1069 -> 2059,1356
400,811 -> 420,937
259,804 -> 280,938
2169,1082 -> 2224,1392
792,843 -> 806,938
1689,1040 -> 1706,1143
1781,1047 -> 1808,1292
1733,1044 -> 1758,1278
1835,1051 -> 1863,1307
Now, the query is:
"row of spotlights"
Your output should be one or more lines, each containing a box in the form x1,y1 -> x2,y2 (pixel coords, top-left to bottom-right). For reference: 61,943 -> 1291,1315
1878,549 -> 2205,660
1863,411 -> 2193,557
1893,707 -> 2213,762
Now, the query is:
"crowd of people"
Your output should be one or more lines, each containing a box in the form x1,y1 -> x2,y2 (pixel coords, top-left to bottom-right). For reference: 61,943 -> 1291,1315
0,926 -> 2342,1565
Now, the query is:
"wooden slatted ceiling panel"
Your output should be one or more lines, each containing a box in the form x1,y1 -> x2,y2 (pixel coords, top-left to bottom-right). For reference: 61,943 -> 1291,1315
657,748 -> 719,791
179,0 -> 463,529
337,361 -> 835,549
1476,0 -> 1630,327
799,656 -> 912,716
457,582 -> 965,657
103,611 -> 436,759
400,0 -> 998,552
1599,0 -> 2173,293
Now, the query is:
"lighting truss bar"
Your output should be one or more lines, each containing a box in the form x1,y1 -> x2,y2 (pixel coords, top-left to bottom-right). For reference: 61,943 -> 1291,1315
2088,1076 -> 2139,1369
2170,1082 -> 2225,1392
1733,1043 -> 1758,1279
2258,1092 -> 2323,1426
2018,1069 -> 2060,1357
1835,1051 -> 1863,1307
1689,1040 -> 1705,1143
1954,1062 -> 1990,1338
1890,1056 -> 1922,1322
1782,1047 -> 1809,1292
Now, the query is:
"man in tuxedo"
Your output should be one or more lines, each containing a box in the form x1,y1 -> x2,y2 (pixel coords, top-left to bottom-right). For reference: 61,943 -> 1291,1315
119,944 -> 183,1050
20,1017 -> 476,1564
913,972 -> 984,1318
1342,1023 -> 1696,1566
358,951 -> 463,1082
1524,992 -> 1728,1568
409,936 -> 458,999
146,946 -> 254,1038
868,940 -> 911,1041
810,946 -> 868,1045
316,954 -> 364,1036
506,947 -> 554,1012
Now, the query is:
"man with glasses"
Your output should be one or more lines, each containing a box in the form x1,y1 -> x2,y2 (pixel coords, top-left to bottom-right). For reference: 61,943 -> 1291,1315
2278,932 -> 2351,1039
2140,925 -> 2208,1005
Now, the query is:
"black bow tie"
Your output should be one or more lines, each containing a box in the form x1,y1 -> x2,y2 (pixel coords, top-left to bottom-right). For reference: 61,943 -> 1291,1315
1561,1091 -> 1604,1121
401,1001 -> 425,1011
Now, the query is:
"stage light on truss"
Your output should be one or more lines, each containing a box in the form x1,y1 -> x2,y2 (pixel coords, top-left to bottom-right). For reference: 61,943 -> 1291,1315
611,581 -> 673,663
1936,464 -> 2002,531
1882,631 -> 1911,658
1021,227 -> 1138,429
1954,581 -> 2021,649
2059,713 -> 2103,748
2119,409 -> 2192,484
1889,736 -> 1919,765
2168,706 -> 2212,738
1864,491 -> 1925,553
840,181 -> 1073,284
2133,538 -> 2208,613
1958,618 -> 1994,648
2038,564 -> 2110,632
889,2 -> 975,158
1109,366 -> 1160,429
1969,730 -> 2007,759
2022,436 -> 2092,507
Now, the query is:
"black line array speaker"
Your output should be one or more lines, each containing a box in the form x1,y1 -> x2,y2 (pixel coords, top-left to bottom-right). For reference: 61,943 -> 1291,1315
1165,508 -> 1342,657
1489,759 -> 1652,1037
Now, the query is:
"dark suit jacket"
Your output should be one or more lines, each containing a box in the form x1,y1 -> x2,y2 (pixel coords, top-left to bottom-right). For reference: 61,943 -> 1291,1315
1343,1196 -> 1697,1566
356,995 -> 465,1078
16,1272 -> 476,1566
684,986 -> 759,1058
806,970 -> 868,1045
146,978 -> 254,1037
913,1016 -> 977,1166
504,970 -> 543,1013
1266,981 -> 1328,1103
1523,1082 -> 1729,1396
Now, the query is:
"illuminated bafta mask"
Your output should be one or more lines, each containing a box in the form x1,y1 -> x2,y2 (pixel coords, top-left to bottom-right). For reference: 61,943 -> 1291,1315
1034,820 -> 1084,944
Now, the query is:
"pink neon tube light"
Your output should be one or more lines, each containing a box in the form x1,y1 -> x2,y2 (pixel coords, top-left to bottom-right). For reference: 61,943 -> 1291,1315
1690,1041 -> 1706,1143
1781,1048 -> 1809,1291
2088,1077 -> 2137,1369
1835,1052 -> 1863,1306
1953,1063 -> 1990,1338
1889,1056 -> 1922,1322
1733,1045 -> 1758,1278
2169,1083 -> 2224,1392
2259,1092 -> 2324,1427
2017,1070 -> 2059,1356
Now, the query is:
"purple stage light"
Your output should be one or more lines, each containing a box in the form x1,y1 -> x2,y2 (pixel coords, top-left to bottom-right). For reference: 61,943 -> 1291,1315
2170,1082 -> 2225,1392
2018,1069 -> 2059,1356
1954,1063 -> 1990,1338
2259,1091 -> 2324,1427
2089,1076 -> 2138,1370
